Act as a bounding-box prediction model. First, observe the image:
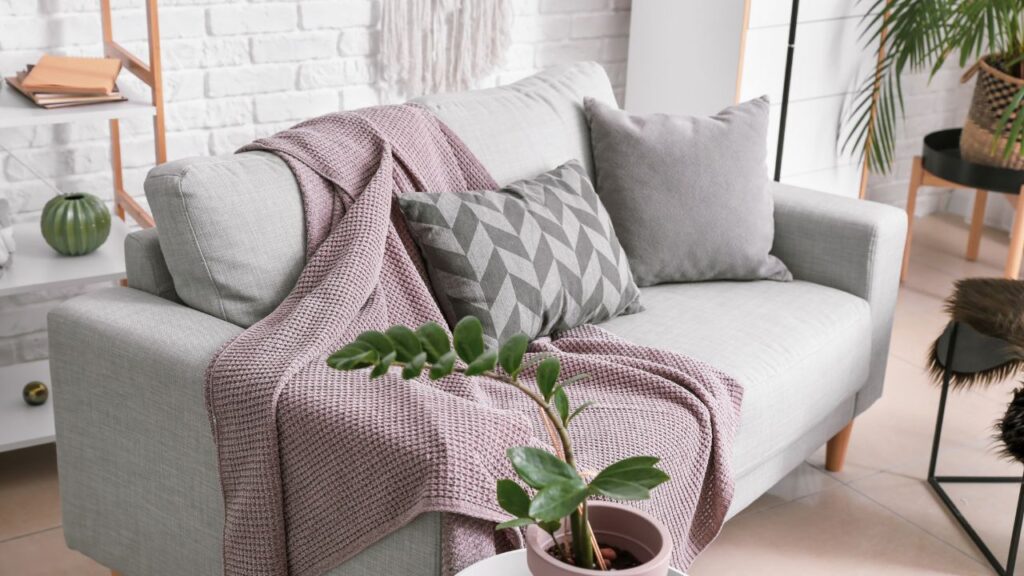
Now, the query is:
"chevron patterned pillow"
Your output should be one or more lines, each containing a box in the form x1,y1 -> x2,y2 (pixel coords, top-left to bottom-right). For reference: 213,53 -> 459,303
397,160 -> 643,345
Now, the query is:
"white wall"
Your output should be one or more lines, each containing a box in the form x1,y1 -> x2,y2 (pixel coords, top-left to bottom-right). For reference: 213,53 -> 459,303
0,0 -> 632,368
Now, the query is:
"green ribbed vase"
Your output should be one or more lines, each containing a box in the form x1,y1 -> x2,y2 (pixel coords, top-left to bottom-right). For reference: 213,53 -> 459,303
40,193 -> 111,256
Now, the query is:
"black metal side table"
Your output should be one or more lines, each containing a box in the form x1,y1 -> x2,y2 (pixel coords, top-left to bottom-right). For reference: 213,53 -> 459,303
930,319 -> 1024,575
904,129 -> 1024,281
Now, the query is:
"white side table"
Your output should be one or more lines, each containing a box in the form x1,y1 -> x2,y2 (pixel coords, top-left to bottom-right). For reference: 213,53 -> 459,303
456,550 -> 687,576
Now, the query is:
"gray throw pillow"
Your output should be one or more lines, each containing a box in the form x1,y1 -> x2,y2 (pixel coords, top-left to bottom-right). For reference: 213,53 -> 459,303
584,96 -> 792,286
397,160 -> 642,345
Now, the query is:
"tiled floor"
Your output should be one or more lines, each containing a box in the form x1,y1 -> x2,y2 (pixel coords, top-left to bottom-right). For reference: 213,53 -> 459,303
1,212 -> 1023,575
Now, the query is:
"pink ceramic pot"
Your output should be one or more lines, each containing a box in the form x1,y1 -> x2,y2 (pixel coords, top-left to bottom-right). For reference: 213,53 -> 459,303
524,502 -> 672,576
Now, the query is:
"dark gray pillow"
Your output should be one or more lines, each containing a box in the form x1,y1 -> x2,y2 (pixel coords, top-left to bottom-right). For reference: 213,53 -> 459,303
584,96 -> 791,286
397,160 -> 642,345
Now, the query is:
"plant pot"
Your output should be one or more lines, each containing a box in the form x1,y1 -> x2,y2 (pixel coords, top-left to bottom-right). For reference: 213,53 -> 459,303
524,502 -> 672,576
961,56 -> 1024,170
40,193 -> 111,256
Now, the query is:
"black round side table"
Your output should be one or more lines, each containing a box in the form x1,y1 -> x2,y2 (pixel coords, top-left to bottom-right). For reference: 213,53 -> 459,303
904,129 -> 1024,280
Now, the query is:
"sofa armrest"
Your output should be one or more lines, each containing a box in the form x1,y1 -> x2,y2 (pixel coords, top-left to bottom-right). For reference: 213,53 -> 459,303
48,287 -> 243,575
770,182 -> 907,414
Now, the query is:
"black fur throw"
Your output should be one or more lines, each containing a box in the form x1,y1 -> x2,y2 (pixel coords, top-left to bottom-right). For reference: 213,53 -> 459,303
999,386 -> 1024,463
927,278 -> 1024,389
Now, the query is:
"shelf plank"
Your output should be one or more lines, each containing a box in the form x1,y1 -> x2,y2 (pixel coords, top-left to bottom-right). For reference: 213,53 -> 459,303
0,360 -> 53,452
0,216 -> 128,297
0,83 -> 156,129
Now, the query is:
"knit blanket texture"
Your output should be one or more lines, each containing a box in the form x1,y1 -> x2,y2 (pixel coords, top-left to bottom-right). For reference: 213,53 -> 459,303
206,104 -> 744,576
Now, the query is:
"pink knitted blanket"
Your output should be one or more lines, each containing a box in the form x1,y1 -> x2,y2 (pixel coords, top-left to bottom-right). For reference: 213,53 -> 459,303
206,104 -> 743,576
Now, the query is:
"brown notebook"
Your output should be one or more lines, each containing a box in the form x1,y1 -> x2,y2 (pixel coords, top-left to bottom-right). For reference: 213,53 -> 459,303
6,75 -> 126,108
21,55 -> 122,96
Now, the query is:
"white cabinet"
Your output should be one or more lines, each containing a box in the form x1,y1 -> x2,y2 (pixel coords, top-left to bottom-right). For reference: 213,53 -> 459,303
625,0 -> 877,197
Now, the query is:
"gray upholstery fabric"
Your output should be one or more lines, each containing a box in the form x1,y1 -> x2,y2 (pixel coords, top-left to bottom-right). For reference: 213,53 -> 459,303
125,228 -> 180,303
398,160 -> 641,344
585,96 -> 791,286
145,151 -> 306,327
600,280 -> 871,475
769,182 -> 907,413
49,287 -> 443,576
415,62 -> 617,185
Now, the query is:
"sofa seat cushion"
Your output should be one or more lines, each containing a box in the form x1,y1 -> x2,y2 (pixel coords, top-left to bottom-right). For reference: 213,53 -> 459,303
598,280 -> 872,476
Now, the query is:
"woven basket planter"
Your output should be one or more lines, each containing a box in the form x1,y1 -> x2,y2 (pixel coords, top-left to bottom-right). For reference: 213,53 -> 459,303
962,57 -> 1024,170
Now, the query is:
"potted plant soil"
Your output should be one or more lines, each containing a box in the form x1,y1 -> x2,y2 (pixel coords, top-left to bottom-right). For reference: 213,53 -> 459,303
849,1 -> 1024,172
328,317 -> 674,575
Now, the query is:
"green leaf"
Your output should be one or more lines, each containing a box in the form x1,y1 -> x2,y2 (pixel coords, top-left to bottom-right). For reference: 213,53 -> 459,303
465,349 -> 497,376
598,456 -> 661,476
528,477 -> 588,522
429,350 -> 456,380
369,351 -> 396,378
326,341 -> 378,371
566,401 -> 595,424
553,387 -> 569,424
402,352 -> 427,379
507,446 -> 578,489
453,316 -> 485,363
495,517 -> 535,531
356,331 -> 394,357
416,322 -> 450,363
536,357 -> 560,402
588,477 -> 651,501
385,326 -> 422,362
558,373 -> 589,388
498,334 -> 530,375
538,520 -> 562,535
496,479 -> 531,518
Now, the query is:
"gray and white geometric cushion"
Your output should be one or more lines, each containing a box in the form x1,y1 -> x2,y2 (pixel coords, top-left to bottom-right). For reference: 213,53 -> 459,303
397,160 -> 643,345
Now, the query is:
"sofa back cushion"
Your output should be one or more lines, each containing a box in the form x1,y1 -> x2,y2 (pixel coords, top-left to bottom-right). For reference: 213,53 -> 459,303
145,62 -> 617,326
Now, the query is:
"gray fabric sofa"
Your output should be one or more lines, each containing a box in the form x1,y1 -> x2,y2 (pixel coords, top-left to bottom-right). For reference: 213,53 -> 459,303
48,62 -> 906,575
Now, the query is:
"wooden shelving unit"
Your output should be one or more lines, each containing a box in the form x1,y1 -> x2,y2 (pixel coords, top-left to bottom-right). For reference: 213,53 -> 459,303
0,0 -> 166,452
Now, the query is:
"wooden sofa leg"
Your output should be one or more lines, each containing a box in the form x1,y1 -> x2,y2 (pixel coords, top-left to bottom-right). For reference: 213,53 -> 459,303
825,421 -> 854,472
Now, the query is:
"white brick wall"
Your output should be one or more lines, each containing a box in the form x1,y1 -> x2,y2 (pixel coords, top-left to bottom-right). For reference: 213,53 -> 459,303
0,0 -> 632,368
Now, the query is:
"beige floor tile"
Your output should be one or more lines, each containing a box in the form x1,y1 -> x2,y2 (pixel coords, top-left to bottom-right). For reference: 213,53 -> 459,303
0,528 -> 107,576
849,470 -> 1024,569
0,444 -> 61,542
690,483 -> 988,575
742,462 -> 845,515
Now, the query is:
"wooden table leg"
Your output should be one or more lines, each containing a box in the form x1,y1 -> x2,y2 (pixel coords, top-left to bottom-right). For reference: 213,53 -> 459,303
1006,189 -> 1024,279
902,156 -> 924,281
966,189 -> 988,261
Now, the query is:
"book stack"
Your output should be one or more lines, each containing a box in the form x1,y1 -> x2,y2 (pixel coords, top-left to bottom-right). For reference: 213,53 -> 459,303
5,55 -> 125,109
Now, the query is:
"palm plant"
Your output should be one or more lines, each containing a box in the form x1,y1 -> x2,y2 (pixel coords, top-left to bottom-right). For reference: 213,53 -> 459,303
848,0 -> 1024,172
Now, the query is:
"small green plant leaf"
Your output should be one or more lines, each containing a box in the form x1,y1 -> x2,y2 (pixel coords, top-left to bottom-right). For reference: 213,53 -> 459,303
538,520 -> 561,535
498,334 -> 530,375
536,357 -> 560,401
465,349 -> 497,376
496,479 -> 531,518
566,401 -> 595,424
453,316 -> 485,363
553,387 -> 569,424
355,331 -> 394,357
588,477 -> 651,501
495,517 -> 535,531
592,456 -> 670,494
402,352 -> 427,379
507,446 -> 578,489
429,350 -> 457,380
416,322 -> 450,362
597,456 -> 660,477
369,351 -> 396,378
528,477 -> 588,522
558,373 -> 589,388
385,326 -> 422,362
327,341 -> 378,371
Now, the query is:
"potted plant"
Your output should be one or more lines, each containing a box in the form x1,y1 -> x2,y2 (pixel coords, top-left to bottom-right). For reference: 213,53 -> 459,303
849,0 -> 1024,171
327,316 -> 674,575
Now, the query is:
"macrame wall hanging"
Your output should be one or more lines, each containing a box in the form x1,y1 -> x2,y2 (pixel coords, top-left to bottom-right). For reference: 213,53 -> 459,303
380,0 -> 513,98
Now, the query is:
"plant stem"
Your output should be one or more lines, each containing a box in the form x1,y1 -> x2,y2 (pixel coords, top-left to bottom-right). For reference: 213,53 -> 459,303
572,504 -> 594,570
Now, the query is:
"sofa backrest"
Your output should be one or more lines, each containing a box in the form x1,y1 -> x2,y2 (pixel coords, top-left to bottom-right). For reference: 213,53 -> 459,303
143,62 -> 618,327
